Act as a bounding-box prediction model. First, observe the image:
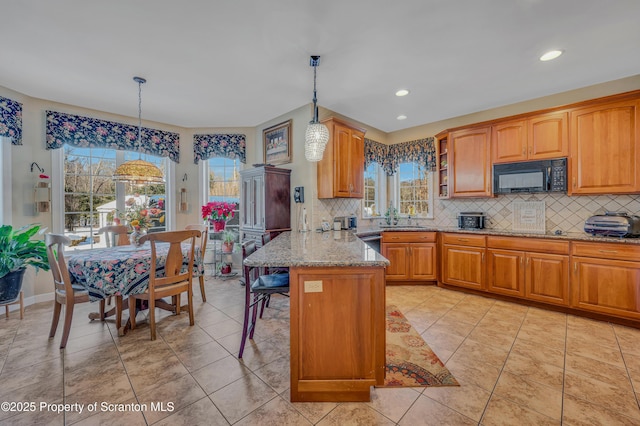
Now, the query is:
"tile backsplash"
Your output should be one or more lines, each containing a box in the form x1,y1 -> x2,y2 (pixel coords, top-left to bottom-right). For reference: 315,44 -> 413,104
320,193 -> 640,234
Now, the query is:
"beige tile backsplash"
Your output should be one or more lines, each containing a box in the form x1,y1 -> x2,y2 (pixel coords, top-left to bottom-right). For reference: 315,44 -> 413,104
316,193 -> 640,234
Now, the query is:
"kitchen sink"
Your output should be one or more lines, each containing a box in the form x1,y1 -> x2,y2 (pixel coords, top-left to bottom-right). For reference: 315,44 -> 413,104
379,225 -> 426,229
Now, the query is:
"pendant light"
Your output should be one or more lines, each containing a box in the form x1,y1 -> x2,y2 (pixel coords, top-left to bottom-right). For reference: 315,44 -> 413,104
112,77 -> 164,185
304,56 -> 329,162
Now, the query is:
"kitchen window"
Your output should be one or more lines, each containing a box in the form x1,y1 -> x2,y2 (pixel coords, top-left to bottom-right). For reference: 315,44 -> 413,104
363,162 -> 386,218
391,162 -> 433,218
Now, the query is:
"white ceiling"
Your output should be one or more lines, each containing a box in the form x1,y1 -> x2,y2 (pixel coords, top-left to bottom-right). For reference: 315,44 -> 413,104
1,0 -> 639,133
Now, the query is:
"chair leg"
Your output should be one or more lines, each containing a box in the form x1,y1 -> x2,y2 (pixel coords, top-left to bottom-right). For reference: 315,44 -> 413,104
259,295 -> 270,319
175,293 -> 181,315
199,275 -> 206,302
99,299 -> 106,321
49,300 -> 62,338
249,295 -> 260,340
115,296 -> 122,330
129,296 -> 137,330
19,291 -> 24,320
238,293 -> 252,358
149,298 -> 156,341
188,285 -> 194,326
60,303 -> 75,349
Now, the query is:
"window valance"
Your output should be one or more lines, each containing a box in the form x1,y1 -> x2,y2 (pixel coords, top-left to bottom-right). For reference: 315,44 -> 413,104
193,133 -> 246,164
364,137 -> 436,175
0,96 -> 22,145
45,111 -> 180,162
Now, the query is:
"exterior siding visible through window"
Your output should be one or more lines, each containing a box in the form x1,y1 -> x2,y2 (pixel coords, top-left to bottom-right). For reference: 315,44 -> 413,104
63,146 -> 167,249
396,162 -> 433,218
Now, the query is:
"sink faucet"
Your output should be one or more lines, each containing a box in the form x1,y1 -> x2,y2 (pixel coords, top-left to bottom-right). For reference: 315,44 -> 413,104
407,215 -> 412,226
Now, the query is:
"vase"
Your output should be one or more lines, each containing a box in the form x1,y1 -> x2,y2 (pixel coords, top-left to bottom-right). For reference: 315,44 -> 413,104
221,241 -> 234,253
129,228 -> 147,247
212,220 -> 226,232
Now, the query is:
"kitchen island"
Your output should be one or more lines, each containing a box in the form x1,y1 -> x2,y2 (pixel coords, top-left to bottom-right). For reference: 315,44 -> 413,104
244,230 -> 389,402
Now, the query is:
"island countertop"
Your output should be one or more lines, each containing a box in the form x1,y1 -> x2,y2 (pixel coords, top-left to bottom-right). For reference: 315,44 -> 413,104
243,230 -> 390,268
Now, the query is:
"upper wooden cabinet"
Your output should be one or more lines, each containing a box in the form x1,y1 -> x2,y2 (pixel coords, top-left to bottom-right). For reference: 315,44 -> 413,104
317,117 -> 365,199
569,99 -> 640,195
449,126 -> 492,197
492,112 -> 568,164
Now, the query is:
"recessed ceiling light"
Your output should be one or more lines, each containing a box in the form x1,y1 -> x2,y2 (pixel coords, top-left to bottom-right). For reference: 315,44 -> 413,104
395,89 -> 410,97
540,50 -> 563,61
397,115 -> 407,120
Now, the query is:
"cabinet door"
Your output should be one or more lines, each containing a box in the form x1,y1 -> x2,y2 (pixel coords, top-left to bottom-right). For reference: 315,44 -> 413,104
492,120 -> 527,164
525,252 -> 569,306
486,249 -> 524,297
569,99 -> 640,194
450,127 -> 492,197
241,177 -> 253,229
334,125 -> 353,197
409,243 -> 436,281
382,243 -> 409,280
442,244 -> 485,290
349,130 -> 365,197
571,256 -> 640,320
252,174 -> 265,229
528,111 -> 568,160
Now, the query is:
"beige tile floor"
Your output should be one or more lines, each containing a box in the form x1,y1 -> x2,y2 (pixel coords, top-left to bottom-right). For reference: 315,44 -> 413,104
1,278 -> 640,425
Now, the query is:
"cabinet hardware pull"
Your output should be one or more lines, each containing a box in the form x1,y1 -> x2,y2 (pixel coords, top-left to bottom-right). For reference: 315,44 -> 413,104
520,257 -> 523,265
573,177 -> 576,188
457,238 -> 469,242
574,262 -> 577,272
598,249 -> 618,254
391,237 -> 400,240
481,252 -> 485,261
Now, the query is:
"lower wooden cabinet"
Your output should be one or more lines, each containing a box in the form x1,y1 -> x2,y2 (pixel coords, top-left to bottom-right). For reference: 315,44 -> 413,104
382,232 -> 436,282
441,233 -> 486,290
571,242 -> 640,320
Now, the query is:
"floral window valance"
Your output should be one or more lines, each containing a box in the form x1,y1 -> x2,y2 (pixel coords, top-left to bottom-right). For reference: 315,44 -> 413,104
0,96 -> 22,145
193,133 -> 246,164
364,137 -> 436,175
386,137 -> 436,174
45,111 -> 180,162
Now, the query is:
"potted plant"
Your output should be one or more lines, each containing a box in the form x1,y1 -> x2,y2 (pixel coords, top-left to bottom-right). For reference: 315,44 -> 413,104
221,230 -> 235,253
201,201 -> 238,232
0,224 -> 50,304
218,262 -> 232,275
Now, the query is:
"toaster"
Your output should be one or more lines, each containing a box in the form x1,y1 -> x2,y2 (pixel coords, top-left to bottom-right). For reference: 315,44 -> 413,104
584,212 -> 640,238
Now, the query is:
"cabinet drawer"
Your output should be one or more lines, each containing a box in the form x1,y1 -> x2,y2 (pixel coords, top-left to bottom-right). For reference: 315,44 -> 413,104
487,236 -> 569,254
382,232 -> 436,243
441,233 -> 486,247
572,242 -> 640,262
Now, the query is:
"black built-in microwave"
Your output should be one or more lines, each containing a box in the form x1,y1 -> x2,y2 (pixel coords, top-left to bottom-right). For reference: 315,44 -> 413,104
493,158 -> 567,194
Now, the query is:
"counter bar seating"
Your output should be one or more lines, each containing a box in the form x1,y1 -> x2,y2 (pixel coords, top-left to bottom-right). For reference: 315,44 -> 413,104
239,240 -> 289,358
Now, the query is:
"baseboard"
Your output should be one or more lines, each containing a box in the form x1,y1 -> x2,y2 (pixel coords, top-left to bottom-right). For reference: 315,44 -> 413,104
2,292 -> 54,316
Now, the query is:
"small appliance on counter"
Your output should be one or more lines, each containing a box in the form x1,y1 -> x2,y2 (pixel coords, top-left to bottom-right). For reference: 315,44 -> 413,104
334,215 -> 357,230
584,211 -> 640,238
457,212 -> 486,229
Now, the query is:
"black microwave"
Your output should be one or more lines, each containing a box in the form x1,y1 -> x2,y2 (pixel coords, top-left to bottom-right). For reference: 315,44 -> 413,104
493,158 -> 567,194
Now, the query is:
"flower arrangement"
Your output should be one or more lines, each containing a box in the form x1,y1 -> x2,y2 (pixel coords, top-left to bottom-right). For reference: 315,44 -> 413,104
201,201 -> 237,223
114,196 -> 165,230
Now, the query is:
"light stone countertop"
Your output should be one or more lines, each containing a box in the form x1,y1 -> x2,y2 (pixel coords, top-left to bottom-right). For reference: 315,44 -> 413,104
243,230 -> 390,268
354,226 -> 640,245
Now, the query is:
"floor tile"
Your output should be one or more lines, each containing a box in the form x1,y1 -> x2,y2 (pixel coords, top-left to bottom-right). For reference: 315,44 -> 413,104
562,393 -> 640,425
235,397 -> 312,425
209,373 -> 278,424
493,371 -> 563,420
481,394 -> 559,426
422,382 -> 491,421
366,386 -> 421,423
192,355 -> 251,395
398,394 -> 476,425
317,402 -> 395,426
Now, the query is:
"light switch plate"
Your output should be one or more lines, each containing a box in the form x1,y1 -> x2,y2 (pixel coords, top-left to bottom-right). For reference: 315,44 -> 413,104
304,280 -> 323,293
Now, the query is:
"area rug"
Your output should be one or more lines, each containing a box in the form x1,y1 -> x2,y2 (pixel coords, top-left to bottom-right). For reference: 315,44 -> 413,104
384,305 -> 459,387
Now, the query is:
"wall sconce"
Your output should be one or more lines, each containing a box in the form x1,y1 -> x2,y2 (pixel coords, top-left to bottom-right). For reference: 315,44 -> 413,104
31,162 -> 50,213
179,173 -> 188,212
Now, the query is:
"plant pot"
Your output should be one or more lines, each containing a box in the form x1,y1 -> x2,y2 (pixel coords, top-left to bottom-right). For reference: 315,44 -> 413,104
0,268 -> 26,304
221,241 -> 234,253
212,220 -> 226,232
220,264 -> 232,274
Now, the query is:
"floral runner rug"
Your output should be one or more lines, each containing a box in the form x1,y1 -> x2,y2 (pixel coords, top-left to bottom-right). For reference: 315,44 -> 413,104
383,305 -> 459,387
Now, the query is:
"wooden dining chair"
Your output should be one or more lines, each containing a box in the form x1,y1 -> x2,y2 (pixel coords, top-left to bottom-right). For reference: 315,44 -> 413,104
239,240 -> 289,358
97,225 -> 129,247
125,229 -> 200,340
45,233 -> 95,349
185,224 -> 208,302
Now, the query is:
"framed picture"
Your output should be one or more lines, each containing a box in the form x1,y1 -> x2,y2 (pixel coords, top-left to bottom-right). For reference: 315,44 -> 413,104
263,119 -> 292,165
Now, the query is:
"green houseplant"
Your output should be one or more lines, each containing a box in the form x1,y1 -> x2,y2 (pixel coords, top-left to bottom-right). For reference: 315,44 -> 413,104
0,224 -> 50,304
221,230 -> 236,253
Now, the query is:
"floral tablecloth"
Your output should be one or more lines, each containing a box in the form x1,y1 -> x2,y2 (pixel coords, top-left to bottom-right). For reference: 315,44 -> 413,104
67,243 -> 203,302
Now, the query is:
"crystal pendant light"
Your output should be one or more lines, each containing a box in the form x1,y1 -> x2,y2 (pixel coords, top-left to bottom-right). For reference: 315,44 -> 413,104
304,56 -> 329,162
112,77 -> 164,185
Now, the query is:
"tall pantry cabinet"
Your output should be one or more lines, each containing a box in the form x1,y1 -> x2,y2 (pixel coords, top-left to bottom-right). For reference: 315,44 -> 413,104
240,166 -> 291,246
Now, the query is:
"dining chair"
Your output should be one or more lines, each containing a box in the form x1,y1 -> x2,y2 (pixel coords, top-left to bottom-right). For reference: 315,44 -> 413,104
45,233 -> 95,349
185,224 -> 208,302
239,240 -> 289,358
97,225 -> 129,247
125,229 -> 200,341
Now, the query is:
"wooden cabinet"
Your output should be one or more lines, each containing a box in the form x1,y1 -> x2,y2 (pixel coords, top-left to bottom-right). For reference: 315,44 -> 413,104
436,131 -> 449,198
492,112 -> 568,164
571,242 -> 640,320
441,233 -> 486,290
317,117 -> 365,199
486,237 -> 569,306
240,166 -> 291,246
449,127 -> 492,197
569,99 -> 640,194
382,232 -> 437,282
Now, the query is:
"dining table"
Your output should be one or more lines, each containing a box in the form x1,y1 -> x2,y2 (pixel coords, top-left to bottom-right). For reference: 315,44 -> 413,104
66,242 -> 203,330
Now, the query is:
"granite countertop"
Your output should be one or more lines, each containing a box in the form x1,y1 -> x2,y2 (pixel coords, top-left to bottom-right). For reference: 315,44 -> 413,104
354,226 -> 640,245
244,231 -> 390,268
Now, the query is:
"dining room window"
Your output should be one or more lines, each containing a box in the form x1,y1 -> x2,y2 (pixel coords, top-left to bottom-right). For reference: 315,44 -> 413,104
62,145 -> 168,249
391,162 -> 433,218
206,157 -> 240,234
